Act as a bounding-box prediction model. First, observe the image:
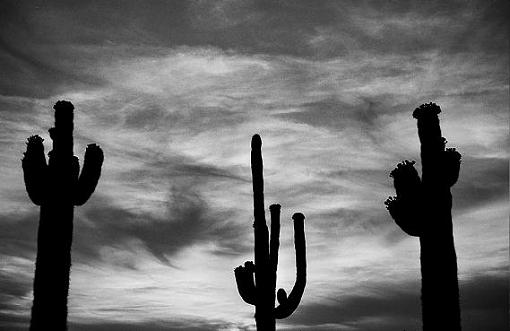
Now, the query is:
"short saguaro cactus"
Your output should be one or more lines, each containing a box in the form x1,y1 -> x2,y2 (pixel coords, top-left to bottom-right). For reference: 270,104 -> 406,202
235,134 -> 306,331
22,101 -> 104,330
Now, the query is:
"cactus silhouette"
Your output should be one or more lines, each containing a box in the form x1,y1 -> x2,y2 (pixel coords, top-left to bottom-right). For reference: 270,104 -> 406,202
385,103 -> 461,331
235,134 -> 306,331
22,101 -> 104,330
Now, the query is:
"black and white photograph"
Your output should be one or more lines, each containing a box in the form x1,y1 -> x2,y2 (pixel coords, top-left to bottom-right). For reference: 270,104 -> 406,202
0,1 -> 508,330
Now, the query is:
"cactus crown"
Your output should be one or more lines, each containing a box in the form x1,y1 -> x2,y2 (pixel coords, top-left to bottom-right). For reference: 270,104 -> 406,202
412,102 -> 441,119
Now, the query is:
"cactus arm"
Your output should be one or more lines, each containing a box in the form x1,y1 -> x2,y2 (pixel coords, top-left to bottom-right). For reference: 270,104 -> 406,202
385,196 -> 422,237
274,213 -> 306,319
443,148 -> 461,187
269,204 -> 281,295
386,160 -> 423,237
74,144 -> 104,206
22,135 -> 48,205
234,261 -> 256,305
390,160 -> 420,198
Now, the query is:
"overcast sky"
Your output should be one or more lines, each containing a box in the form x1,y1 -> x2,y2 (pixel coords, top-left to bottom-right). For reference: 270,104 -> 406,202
0,1 -> 508,330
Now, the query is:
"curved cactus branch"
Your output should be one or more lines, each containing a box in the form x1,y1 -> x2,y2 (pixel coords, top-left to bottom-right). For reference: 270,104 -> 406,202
235,261 -> 256,305
22,135 -> 47,205
274,213 -> 306,319
384,196 -> 422,237
386,160 -> 423,237
74,144 -> 104,206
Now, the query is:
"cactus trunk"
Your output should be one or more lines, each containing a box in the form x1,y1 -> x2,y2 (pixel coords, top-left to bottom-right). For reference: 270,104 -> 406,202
22,101 -> 103,330
385,103 -> 461,331
251,134 -> 275,330
235,134 -> 306,330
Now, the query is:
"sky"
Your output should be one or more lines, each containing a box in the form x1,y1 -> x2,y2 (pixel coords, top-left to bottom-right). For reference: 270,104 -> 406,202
0,0 -> 508,330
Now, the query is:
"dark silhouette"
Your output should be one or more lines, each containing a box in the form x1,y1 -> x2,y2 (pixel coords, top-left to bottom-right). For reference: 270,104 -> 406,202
385,103 -> 461,331
235,134 -> 306,331
22,101 -> 104,330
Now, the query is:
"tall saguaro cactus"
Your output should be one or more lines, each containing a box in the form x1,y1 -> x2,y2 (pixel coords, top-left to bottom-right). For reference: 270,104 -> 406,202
22,101 -> 104,330
385,103 -> 461,331
235,134 -> 306,331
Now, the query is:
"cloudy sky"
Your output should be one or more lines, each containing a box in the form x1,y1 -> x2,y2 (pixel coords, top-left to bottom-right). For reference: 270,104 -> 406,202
0,0 -> 508,330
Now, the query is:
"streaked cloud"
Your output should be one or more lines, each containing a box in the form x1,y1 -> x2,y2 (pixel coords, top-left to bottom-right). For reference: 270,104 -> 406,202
0,0 -> 507,330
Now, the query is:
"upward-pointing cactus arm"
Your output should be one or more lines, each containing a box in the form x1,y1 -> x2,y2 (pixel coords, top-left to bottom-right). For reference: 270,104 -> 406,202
385,160 -> 423,237
269,204 -> 281,293
22,135 -> 48,206
442,148 -> 461,187
74,144 -> 104,206
274,213 -> 306,319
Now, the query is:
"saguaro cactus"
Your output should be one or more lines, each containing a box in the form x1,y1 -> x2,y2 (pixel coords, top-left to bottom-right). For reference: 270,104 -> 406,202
385,103 -> 461,331
22,101 -> 104,330
235,134 -> 306,331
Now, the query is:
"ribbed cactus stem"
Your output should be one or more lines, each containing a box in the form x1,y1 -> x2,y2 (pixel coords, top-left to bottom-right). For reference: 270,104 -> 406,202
235,134 -> 306,330
386,103 -> 461,331
23,101 -> 104,331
